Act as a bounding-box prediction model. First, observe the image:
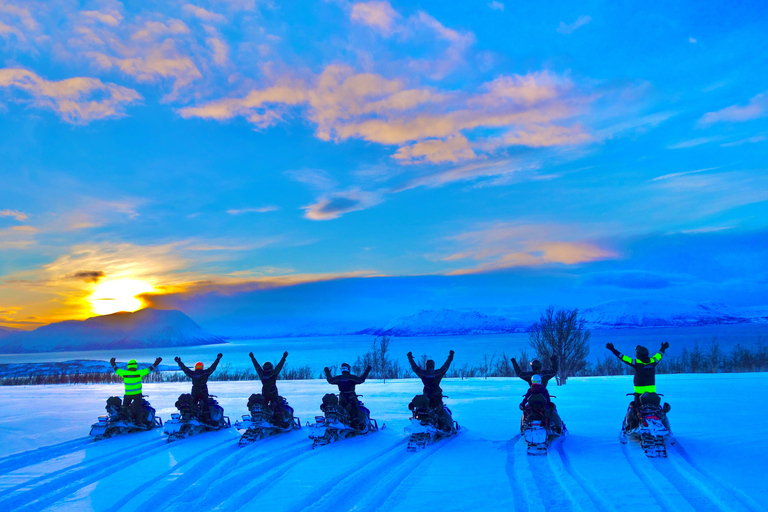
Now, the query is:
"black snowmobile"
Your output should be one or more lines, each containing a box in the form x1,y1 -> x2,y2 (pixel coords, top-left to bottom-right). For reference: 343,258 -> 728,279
308,393 -> 379,449
234,393 -> 301,445
520,393 -> 566,455
163,393 -> 231,442
405,394 -> 459,451
90,395 -> 163,441
619,392 -> 673,457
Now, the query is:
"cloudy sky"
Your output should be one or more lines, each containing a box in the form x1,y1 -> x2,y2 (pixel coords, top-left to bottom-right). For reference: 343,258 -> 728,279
1,0 -> 767,328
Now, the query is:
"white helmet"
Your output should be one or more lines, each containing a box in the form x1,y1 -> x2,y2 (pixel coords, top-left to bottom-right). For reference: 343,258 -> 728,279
531,374 -> 542,385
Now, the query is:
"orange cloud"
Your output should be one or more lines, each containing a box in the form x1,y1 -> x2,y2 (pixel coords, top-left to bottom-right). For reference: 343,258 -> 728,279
0,68 -> 141,124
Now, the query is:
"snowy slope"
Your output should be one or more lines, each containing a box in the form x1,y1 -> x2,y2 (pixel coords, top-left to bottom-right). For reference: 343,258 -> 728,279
0,374 -> 765,512
579,298 -> 768,328
0,325 -> 19,339
361,308 -> 530,336
0,308 -> 224,353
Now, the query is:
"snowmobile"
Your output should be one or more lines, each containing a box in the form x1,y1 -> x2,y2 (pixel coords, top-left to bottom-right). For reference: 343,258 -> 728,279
619,392 -> 673,458
405,394 -> 459,451
89,395 -> 163,441
234,393 -> 301,446
163,393 -> 231,442
520,393 -> 566,455
308,393 -> 379,448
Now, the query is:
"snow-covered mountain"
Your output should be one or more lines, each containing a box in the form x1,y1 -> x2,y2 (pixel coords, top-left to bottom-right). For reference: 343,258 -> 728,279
580,298 -> 768,328
359,308 -> 530,336
0,326 -> 18,339
355,299 -> 768,336
0,308 -> 224,353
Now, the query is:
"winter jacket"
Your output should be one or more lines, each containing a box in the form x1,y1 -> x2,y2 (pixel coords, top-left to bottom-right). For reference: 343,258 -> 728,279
407,353 -> 454,398
177,356 -> 221,396
611,351 -> 663,393
512,356 -> 558,387
112,362 -> 158,396
251,353 -> 287,398
325,367 -> 371,397
521,383 -> 551,408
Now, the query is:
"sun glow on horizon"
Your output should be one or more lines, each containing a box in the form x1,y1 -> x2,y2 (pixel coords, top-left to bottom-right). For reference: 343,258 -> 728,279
89,279 -> 155,316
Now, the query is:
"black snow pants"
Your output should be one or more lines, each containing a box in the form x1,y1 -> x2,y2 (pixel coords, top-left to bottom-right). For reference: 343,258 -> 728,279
124,395 -> 144,424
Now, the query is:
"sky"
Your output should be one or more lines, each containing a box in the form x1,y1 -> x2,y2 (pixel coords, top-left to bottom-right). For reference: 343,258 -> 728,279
1,0 -> 767,329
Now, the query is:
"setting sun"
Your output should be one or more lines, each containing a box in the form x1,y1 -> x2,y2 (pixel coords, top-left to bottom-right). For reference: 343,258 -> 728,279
89,279 -> 155,316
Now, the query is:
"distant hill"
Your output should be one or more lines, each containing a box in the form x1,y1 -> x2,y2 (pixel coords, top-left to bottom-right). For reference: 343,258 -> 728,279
356,299 -> 768,337
0,308 -> 224,354
359,308 -> 529,336
580,298 -> 768,328
0,360 -> 178,377
0,326 -> 19,339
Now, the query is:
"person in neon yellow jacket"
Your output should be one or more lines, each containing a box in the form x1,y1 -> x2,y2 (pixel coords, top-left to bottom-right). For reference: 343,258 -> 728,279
110,357 -> 162,424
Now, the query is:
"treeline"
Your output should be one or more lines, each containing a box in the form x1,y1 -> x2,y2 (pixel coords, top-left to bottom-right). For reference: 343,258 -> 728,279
0,363 -> 315,386
586,341 -> 768,376
3,338 -> 767,386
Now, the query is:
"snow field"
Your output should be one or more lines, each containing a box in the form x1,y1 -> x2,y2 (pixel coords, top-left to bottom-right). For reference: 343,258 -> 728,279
0,373 -> 766,511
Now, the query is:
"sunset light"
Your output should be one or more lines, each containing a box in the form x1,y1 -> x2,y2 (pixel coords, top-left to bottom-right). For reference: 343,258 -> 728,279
89,279 -> 155,316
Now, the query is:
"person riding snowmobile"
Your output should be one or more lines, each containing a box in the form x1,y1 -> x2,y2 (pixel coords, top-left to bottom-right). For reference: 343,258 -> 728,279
511,355 -> 558,387
175,354 -> 222,421
407,350 -> 455,431
519,374 -> 564,433
110,357 -> 162,424
249,351 -> 288,413
606,342 -> 670,429
324,363 -> 371,428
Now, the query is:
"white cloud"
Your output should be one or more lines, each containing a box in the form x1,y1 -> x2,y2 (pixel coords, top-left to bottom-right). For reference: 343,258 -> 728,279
699,92 -> 768,126
226,206 -> 279,215
0,209 -> 28,221
488,2 -> 505,11
350,1 -> 400,35
557,15 -> 592,35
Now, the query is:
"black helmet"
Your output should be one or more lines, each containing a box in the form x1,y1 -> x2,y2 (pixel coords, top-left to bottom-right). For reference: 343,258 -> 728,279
263,361 -> 274,372
341,363 -> 351,373
530,359 -> 542,373
635,345 -> 649,361
426,359 -> 435,370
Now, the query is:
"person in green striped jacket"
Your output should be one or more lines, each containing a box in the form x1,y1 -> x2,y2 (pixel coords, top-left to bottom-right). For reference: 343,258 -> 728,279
110,357 -> 162,424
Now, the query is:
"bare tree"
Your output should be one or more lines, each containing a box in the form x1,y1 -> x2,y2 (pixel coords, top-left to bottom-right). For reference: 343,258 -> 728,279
378,336 -> 391,383
528,306 -> 591,385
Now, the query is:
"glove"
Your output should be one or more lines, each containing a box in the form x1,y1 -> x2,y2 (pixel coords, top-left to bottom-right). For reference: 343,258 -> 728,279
217,353 -> 223,359
519,403 -> 524,411
660,341 -> 670,352
109,357 -> 116,366
249,352 -> 255,359
324,367 -> 330,374
511,357 -> 517,364
606,343 -> 614,351
283,351 -> 288,358
449,350 -> 455,356
407,351 -> 413,358
174,356 -> 181,363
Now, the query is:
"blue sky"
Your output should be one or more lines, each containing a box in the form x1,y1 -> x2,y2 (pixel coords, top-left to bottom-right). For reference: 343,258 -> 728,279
1,0 -> 767,327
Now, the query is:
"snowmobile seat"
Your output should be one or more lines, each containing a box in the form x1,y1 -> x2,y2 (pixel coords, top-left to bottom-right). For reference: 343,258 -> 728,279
409,394 -> 431,412
528,394 -> 547,407
639,392 -> 661,408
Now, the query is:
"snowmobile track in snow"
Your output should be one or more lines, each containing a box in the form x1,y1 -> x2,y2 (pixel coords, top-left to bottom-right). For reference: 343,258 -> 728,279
0,437 -> 91,475
0,437 -> 189,512
282,436 -> 449,512
505,435 -> 538,512
552,439 -> 616,512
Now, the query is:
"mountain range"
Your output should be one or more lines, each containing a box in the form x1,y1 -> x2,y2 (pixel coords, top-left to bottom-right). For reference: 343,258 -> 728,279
0,308 -> 223,353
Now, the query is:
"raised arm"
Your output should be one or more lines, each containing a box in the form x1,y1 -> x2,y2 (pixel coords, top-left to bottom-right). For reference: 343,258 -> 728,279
206,353 -> 223,375
110,357 -> 120,375
407,352 -> 426,378
357,365 -> 372,383
324,367 -> 337,384
511,358 -> 522,376
275,351 -> 288,373
606,343 -> 634,367
542,355 -> 558,379
175,356 -> 194,377
435,350 -> 454,376
249,352 -> 264,378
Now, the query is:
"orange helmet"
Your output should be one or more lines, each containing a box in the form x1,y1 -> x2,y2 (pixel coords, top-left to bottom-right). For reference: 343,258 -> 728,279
195,362 -> 204,370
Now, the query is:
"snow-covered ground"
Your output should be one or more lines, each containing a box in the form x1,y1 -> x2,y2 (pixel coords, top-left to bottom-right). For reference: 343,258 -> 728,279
0,374 -> 766,512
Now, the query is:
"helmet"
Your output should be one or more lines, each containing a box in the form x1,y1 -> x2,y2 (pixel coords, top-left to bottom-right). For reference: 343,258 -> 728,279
340,363 -> 351,373
195,362 -> 204,370
529,359 -> 542,373
127,359 -> 138,370
263,361 -> 274,372
635,345 -> 649,361
425,359 -> 435,370
531,374 -> 542,385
